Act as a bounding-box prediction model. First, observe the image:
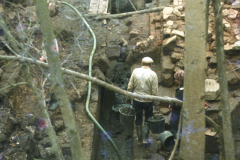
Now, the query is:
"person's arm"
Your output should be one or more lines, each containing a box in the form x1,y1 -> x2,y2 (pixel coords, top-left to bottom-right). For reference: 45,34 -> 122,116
127,71 -> 135,92
126,70 -> 135,102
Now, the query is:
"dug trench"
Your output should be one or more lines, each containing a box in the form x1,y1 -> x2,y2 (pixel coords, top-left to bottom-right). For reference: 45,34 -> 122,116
94,61 -> 165,160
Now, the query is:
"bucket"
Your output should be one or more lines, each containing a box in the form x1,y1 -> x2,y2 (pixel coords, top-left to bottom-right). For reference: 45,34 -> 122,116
119,107 -> 136,126
148,115 -> 165,134
159,131 -> 175,152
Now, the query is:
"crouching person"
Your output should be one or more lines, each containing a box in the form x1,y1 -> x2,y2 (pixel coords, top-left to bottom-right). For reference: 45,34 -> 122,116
126,57 -> 158,145
169,70 -> 184,154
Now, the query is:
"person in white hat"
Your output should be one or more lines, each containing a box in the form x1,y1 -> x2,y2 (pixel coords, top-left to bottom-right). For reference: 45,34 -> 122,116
126,57 -> 158,145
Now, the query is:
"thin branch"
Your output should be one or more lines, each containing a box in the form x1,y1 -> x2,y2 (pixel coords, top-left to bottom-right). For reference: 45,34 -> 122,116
227,60 -> 240,79
93,7 -> 165,20
126,0 -> 137,11
0,55 -> 183,105
0,82 -> 27,92
169,109 -> 183,160
205,115 -> 220,133
68,79 -> 81,98
23,64 -> 65,160
0,38 -> 19,56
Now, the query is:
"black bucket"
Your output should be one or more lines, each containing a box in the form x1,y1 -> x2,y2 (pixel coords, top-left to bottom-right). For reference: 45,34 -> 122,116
159,131 -> 175,152
148,115 -> 165,134
119,107 -> 136,126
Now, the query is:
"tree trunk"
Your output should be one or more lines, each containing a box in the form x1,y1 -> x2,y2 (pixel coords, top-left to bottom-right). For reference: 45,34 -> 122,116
33,0 -> 85,159
179,0 -> 208,159
212,0 -> 235,159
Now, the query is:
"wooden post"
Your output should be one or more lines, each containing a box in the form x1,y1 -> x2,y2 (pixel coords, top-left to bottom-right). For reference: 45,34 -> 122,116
179,0 -> 208,159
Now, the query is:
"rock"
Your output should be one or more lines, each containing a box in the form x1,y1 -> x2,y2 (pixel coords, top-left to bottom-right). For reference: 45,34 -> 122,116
228,9 -> 238,19
8,12 -> 16,19
222,9 -> 229,17
233,41 -> 240,50
210,56 -> 217,64
176,39 -> 185,48
171,52 -> 183,63
205,79 -> 220,100
180,13 -> 185,20
93,68 -> 105,81
207,68 -> 217,75
224,43 -> 233,51
164,28 -> 171,35
148,35 -> 155,41
227,72 -> 239,85
162,56 -> 175,73
97,54 -> 110,72
236,35 -> 240,41
25,126 -> 36,137
174,66 -> 182,72
205,101 -> 221,112
171,29 -> 184,37
163,7 -> 174,20
232,88 -> 240,97
176,59 -> 184,68
173,0 -> 179,5
91,91 -> 98,102
208,26 -> 213,37
234,28 -> 240,35
173,7 -> 181,16
223,19 -> 231,31
162,73 -> 173,87
210,41 -> 216,50
106,45 -> 121,61
178,5 -> 184,11
142,40 -> 150,48
53,119 -> 64,131
129,29 -> 140,38
160,108 -> 170,115
164,20 -> 174,28
163,35 -> 177,48
206,51 -> 214,58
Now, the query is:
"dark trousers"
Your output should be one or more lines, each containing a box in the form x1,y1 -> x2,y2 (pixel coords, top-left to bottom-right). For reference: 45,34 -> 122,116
133,100 -> 153,126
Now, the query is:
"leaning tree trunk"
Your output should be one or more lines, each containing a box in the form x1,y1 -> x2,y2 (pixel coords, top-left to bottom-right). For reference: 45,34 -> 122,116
179,0 -> 208,159
33,0 -> 85,159
212,0 -> 235,159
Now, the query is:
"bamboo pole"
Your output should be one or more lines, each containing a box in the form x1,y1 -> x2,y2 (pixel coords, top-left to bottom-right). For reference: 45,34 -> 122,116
0,55 -> 182,105
212,0 -> 235,159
